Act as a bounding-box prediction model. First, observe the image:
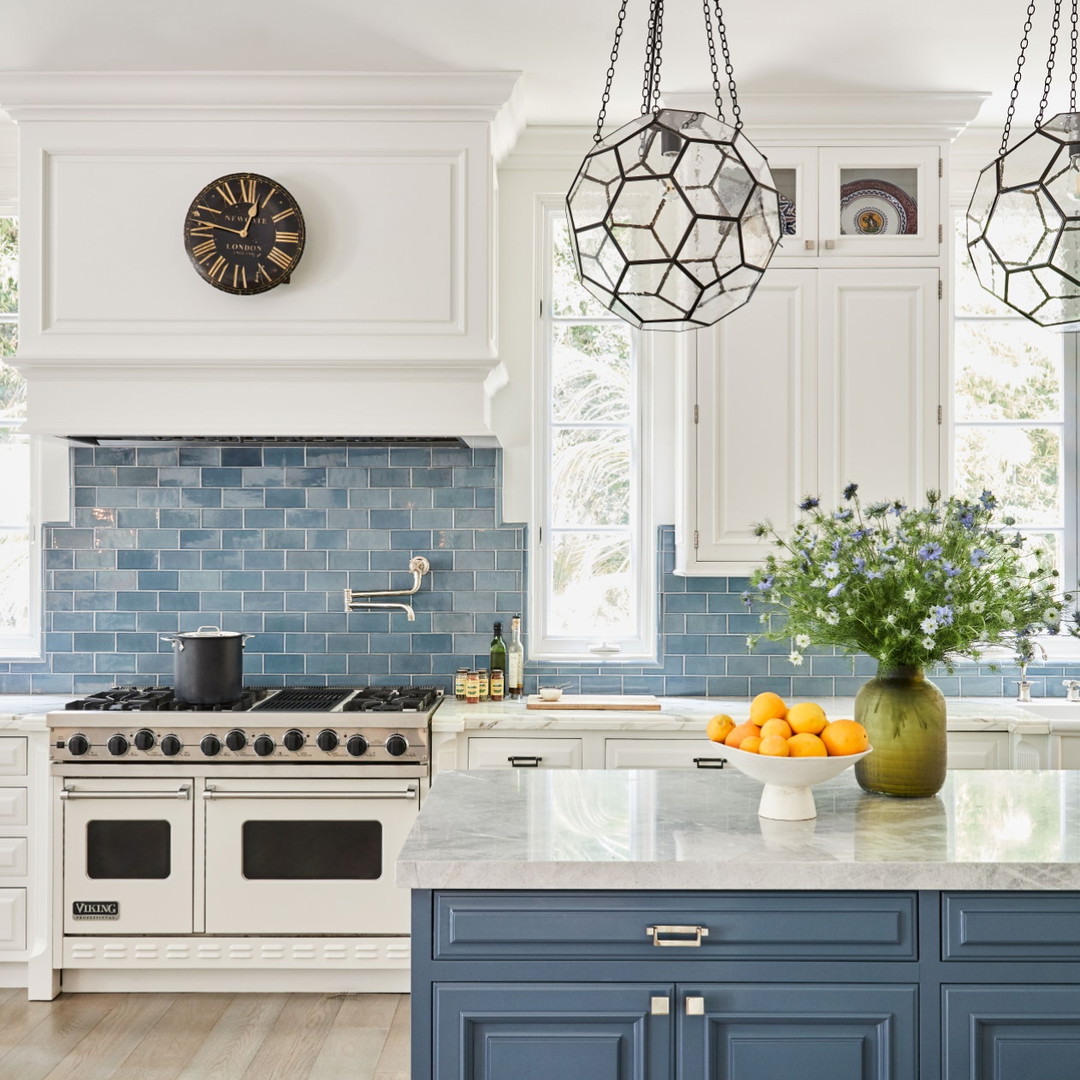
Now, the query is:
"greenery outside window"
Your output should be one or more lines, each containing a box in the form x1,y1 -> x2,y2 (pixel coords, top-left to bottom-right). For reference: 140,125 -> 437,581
952,214 -> 1079,656
0,218 -> 36,657
530,201 -> 656,661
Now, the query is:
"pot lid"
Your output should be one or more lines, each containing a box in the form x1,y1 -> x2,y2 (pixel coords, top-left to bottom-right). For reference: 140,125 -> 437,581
173,626 -> 243,639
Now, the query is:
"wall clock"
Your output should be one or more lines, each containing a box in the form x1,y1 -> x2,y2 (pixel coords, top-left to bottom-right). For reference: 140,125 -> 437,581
183,172 -> 306,295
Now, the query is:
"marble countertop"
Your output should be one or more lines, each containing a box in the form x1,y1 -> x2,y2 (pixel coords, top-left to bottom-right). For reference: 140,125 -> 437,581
431,695 -> 1043,733
397,767 -> 1080,891
0,695 -> 71,732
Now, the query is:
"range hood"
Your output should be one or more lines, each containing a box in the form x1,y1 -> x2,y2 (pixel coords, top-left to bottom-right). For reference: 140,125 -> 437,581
1,71 -> 523,446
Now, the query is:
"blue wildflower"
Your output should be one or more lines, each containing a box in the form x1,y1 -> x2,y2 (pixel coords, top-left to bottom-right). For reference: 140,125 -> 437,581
932,604 -> 954,626
942,560 -> 959,578
827,582 -> 844,598
834,508 -> 853,522
918,543 -> 943,562
970,548 -> 988,567
799,496 -> 820,511
853,557 -> 866,573
889,501 -> 907,516
843,482 -> 859,500
851,528 -> 870,541
957,509 -> 975,528
830,538 -> 842,557
865,569 -> 884,579
823,561 -> 840,579
755,574 -> 774,592
978,489 -> 997,510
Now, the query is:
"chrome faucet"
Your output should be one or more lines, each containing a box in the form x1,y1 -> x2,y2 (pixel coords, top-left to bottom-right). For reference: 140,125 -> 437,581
1064,680 -> 1080,703
1015,641 -> 1049,701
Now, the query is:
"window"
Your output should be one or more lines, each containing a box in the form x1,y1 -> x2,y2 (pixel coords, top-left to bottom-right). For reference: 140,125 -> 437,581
952,215 -> 1075,583
0,218 -> 36,656
530,202 -> 656,661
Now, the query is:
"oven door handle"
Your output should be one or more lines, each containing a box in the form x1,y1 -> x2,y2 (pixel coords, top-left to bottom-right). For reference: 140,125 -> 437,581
61,785 -> 191,801
202,786 -> 418,801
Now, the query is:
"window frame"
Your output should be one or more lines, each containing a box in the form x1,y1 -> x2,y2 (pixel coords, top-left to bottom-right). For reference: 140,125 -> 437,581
529,197 -> 657,662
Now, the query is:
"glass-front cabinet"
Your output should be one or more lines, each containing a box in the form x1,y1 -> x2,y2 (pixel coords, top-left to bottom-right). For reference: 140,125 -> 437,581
768,145 -> 941,260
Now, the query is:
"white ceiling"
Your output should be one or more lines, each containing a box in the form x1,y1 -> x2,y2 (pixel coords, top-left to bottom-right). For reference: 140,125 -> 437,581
0,0 -> 1069,129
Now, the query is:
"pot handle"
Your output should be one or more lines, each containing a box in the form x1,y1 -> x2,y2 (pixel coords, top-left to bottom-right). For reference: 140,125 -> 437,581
195,625 -> 223,634
160,635 -> 184,652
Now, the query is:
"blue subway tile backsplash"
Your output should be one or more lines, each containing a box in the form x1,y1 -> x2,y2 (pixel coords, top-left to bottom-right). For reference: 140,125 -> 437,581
2,442 -> 1072,698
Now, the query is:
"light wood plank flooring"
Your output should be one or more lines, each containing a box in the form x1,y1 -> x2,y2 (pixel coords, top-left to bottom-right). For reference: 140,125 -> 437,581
0,992 -> 409,1080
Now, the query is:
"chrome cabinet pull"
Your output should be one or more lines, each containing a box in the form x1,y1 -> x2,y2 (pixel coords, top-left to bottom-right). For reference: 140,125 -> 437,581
61,785 -> 191,801
507,756 -> 542,768
202,787 -> 416,800
649,996 -> 670,1016
646,924 -> 709,947
685,995 -> 705,1016
692,757 -> 726,769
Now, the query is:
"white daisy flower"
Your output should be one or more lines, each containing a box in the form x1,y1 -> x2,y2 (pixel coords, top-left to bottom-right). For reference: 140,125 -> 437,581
794,634 -> 811,648
788,650 -> 804,666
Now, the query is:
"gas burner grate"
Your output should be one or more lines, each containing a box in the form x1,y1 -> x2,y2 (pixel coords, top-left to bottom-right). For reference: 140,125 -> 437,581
341,686 -> 441,713
250,687 -> 355,712
64,686 -> 275,712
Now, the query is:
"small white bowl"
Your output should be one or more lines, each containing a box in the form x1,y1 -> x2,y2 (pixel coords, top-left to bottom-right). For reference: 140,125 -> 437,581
720,743 -> 873,820
538,687 -> 563,702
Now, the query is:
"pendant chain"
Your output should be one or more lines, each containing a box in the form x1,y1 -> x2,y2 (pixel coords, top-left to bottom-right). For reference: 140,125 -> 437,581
702,0 -> 725,122
1001,0 -> 1037,155
593,0 -> 630,143
641,0 -> 665,115
1036,0 -> 1063,127
1071,0 -> 1078,111
713,0 -> 741,131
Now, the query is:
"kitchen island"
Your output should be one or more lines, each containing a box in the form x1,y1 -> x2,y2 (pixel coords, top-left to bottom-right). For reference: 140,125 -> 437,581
399,768 -> 1080,1079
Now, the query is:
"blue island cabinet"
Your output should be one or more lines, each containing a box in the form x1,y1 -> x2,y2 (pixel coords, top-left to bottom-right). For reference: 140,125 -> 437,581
412,889 -> 1080,1079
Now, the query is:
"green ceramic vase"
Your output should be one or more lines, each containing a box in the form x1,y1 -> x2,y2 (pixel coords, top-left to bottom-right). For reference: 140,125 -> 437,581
853,664 -> 947,797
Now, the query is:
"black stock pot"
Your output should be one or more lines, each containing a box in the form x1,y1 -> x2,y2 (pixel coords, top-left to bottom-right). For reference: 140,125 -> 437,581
160,626 -> 252,705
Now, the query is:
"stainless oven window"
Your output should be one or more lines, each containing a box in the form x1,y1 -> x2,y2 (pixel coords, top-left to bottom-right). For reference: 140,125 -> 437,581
86,820 -> 171,879
241,820 -> 383,880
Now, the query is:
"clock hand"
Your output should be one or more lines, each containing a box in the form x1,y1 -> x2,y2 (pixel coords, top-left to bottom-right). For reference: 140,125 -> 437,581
239,202 -> 259,239
192,220 -> 250,237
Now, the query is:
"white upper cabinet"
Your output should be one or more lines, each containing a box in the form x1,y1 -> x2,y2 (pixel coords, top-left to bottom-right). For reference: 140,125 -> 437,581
769,146 -> 942,261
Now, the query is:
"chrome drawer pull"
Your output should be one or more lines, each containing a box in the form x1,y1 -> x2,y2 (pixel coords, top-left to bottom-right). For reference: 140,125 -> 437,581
61,785 -> 191,801
507,756 -> 542,768
646,924 -> 710,947
693,757 -> 726,769
203,787 -> 416,800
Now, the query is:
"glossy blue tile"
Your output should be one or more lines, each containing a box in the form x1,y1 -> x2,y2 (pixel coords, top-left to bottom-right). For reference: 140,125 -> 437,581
160,550 -> 200,570
220,448 -> 263,467
161,510 -> 202,529
263,447 -> 304,467
264,529 -> 306,549
179,446 -> 221,466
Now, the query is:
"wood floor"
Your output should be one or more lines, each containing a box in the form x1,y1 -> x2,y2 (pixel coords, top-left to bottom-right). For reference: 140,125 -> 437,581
0,989 -> 409,1080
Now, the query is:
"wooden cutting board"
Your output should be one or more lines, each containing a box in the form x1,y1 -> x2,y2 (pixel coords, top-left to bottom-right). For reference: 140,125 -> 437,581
526,694 -> 662,711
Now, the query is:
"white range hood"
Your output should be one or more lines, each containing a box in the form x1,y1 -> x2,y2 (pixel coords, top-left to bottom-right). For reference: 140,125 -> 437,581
0,72 -> 523,443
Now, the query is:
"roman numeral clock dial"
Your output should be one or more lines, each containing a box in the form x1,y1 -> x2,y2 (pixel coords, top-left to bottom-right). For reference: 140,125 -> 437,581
183,172 -> 305,295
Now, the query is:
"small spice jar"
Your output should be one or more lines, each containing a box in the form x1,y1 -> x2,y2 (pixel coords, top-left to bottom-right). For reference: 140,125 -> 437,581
465,670 -> 480,705
477,668 -> 489,700
489,669 -> 505,701
454,667 -> 469,700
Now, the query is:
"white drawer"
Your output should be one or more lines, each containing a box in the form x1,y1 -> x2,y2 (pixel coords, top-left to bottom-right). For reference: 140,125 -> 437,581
605,738 -> 729,770
0,890 -> 26,950
467,737 -> 583,770
0,789 -> 28,828
0,738 -> 27,777
0,838 -> 27,879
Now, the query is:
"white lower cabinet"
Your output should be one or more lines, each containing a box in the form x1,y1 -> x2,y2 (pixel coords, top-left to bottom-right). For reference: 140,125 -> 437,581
678,266 -> 941,576
604,739 -> 728,770
467,737 -> 583,770
946,732 -> 1010,770
0,889 -> 26,951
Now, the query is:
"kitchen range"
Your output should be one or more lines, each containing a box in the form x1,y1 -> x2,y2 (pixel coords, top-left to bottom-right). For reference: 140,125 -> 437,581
44,685 -> 442,992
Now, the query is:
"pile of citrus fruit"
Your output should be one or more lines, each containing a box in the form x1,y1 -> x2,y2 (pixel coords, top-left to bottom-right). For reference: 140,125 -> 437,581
706,692 -> 870,758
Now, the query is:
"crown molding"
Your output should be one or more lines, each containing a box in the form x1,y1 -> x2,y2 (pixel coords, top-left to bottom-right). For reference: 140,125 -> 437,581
0,70 -> 524,127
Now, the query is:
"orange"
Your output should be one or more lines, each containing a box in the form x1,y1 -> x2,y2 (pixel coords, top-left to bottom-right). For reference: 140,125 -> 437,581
820,719 -> 870,757
749,691 -> 788,726
787,732 -> 828,757
739,735 -> 762,753
724,721 -> 760,749
758,734 -> 790,757
706,714 -> 736,744
787,702 -> 828,735
759,718 -> 793,740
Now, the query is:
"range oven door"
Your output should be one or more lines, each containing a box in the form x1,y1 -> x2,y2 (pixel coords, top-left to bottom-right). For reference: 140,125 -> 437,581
61,778 -> 195,934
202,777 -> 420,935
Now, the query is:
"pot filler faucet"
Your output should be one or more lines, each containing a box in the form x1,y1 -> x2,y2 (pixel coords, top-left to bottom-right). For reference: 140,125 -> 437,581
343,555 -> 431,622
1016,640 -> 1049,701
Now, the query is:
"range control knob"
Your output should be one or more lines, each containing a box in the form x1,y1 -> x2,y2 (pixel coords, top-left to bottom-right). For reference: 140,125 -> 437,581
67,734 -> 90,756
133,729 -> 155,752
283,729 -> 305,752
346,734 -> 369,758
317,729 -> 339,752
201,734 -> 222,757
385,734 -> 409,757
225,729 -> 247,752
107,734 -> 129,757
254,734 -> 275,757
160,734 -> 182,757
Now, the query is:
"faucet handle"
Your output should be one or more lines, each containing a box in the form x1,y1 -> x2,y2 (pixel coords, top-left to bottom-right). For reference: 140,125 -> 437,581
1016,680 -> 1033,703
1063,680 -> 1080,702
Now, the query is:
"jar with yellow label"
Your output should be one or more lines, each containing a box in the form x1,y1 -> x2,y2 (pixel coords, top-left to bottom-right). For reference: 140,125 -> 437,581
454,668 -> 469,700
477,669 -> 489,700
490,669 -> 505,701
465,670 -> 480,705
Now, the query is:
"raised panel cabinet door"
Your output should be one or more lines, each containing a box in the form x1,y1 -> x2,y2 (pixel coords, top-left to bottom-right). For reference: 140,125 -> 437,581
466,737 -> 583,770
817,268 -> 940,506
681,270 -> 818,574
678,983 -> 918,1080
945,732 -> 1010,770
434,983 -> 673,1080
943,986 -> 1080,1080
0,738 -> 27,776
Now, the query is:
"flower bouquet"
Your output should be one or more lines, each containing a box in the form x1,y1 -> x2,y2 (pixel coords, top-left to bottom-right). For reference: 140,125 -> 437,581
744,485 -> 1072,796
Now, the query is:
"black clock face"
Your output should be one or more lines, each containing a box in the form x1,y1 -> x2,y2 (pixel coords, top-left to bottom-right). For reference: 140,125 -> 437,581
183,173 -> 305,295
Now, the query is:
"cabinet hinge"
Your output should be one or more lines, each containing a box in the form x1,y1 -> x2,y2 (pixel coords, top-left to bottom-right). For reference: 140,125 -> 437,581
694,530 -> 699,549
938,280 -> 943,300
693,404 -> 699,424
937,404 -> 943,425
939,157 -> 943,178
938,223 -> 943,245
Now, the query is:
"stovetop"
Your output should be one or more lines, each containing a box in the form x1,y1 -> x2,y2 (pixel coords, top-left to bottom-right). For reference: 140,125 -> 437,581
63,685 -> 442,714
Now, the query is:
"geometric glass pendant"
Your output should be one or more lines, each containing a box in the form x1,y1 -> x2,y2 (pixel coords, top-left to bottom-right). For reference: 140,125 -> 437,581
567,108 -> 782,331
967,112 -> 1080,331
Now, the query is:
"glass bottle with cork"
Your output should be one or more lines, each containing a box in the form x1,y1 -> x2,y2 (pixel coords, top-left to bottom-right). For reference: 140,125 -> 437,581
507,615 -> 525,699
489,621 -> 507,702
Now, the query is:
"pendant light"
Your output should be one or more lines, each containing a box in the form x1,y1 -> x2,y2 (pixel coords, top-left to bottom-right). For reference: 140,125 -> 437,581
566,0 -> 781,332
967,0 -> 1080,330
